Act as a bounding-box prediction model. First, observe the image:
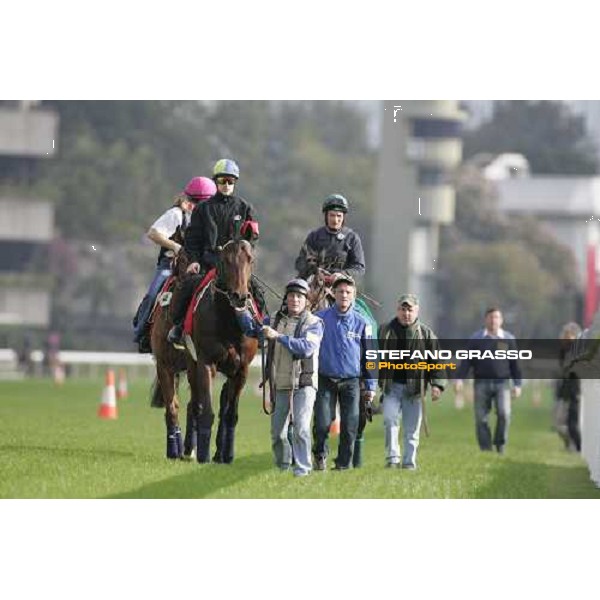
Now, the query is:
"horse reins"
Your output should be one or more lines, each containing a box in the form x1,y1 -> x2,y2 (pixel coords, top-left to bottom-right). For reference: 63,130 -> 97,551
251,274 -> 284,301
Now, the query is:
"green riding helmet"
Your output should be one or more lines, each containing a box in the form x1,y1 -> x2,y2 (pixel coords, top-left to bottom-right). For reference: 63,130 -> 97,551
322,193 -> 349,214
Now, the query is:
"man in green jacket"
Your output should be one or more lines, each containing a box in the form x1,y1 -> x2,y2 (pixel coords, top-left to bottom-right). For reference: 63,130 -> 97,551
378,294 -> 445,469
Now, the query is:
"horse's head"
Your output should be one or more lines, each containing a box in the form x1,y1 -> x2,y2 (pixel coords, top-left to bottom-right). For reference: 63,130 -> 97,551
304,247 -> 322,277
217,239 -> 254,306
306,270 -> 333,312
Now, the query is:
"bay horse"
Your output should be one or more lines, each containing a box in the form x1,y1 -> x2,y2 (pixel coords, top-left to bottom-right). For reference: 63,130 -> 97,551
149,248 -> 205,459
306,270 -> 334,312
186,238 -> 259,464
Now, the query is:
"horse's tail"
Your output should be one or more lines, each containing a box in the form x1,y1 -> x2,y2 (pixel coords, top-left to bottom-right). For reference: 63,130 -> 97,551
150,376 -> 165,409
150,371 -> 184,409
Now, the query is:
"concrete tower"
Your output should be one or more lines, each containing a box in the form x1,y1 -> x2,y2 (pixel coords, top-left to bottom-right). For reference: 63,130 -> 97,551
372,100 -> 465,324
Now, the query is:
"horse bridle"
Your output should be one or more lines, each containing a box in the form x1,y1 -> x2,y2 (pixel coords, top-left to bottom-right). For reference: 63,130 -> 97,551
213,239 -> 254,308
307,273 -> 333,311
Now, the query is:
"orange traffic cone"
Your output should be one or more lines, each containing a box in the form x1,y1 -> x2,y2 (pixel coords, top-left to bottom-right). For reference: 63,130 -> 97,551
117,368 -> 128,400
98,369 -> 118,419
330,405 -> 341,436
53,364 -> 66,385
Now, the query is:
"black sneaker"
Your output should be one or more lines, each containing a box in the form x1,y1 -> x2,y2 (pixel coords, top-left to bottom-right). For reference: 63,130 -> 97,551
138,336 -> 152,354
314,457 -> 326,471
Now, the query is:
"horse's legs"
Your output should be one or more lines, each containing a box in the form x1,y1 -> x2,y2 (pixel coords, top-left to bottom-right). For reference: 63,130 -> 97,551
219,369 -> 247,464
157,366 -> 182,459
183,399 -> 197,458
213,380 -> 230,463
191,361 -> 214,464
179,368 -> 197,458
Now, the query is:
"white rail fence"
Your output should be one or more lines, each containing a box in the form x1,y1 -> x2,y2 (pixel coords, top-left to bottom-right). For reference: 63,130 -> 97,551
0,348 -> 261,380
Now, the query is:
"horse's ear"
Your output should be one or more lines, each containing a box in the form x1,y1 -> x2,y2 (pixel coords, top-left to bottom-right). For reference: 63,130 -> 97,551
173,250 -> 189,277
233,219 -> 242,240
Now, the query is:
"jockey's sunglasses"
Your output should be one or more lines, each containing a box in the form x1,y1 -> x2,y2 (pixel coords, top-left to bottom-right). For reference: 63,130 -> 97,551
216,177 -> 236,186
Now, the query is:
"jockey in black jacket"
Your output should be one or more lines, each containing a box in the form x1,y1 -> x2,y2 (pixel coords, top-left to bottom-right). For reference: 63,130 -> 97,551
295,193 -> 366,286
168,159 -> 263,347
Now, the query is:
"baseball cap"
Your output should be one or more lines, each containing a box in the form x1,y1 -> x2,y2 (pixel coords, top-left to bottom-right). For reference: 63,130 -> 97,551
331,273 -> 356,289
398,293 -> 419,307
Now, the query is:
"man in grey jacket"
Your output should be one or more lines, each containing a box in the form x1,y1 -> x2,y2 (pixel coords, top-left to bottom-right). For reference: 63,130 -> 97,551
263,279 -> 324,477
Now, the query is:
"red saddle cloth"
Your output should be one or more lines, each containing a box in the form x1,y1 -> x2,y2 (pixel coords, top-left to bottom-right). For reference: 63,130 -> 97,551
182,269 -> 264,336
183,269 -> 217,335
148,275 -> 176,324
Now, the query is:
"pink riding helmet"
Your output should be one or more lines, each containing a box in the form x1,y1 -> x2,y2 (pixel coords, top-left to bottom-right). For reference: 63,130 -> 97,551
184,176 -> 217,201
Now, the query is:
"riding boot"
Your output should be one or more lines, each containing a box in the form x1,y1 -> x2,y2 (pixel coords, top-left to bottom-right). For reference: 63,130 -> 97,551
166,424 -> 183,459
138,322 -> 152,354
167,276 -> 196,346
196,415 -> 215,464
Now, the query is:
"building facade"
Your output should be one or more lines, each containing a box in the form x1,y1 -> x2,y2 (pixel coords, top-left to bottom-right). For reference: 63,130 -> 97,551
372,100 -> 466,323
495,174 -> 600,325
0,102 -> 58,328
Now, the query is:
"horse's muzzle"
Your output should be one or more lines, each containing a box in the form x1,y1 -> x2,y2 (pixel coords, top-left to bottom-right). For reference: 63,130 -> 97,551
230,292 -> 248,307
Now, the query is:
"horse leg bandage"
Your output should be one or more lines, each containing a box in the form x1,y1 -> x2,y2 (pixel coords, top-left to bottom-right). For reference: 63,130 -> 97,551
166,426 -> 183,459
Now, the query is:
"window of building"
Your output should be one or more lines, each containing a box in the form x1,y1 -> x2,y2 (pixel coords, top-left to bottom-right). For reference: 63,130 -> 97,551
411,118 -> 462,138
418,166 -> 448,186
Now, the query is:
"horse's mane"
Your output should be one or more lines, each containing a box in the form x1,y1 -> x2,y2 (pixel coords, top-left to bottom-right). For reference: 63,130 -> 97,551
171,249 -> 190,280
306,271 -> 333,312
221,239 -> 253,261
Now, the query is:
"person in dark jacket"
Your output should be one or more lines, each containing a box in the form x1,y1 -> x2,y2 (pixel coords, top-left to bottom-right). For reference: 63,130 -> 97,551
556,321 -> 582,452
378,294 -> 445,469
167,159 -> 262,347
295,194 -> 366,285
454,307 -> 522,454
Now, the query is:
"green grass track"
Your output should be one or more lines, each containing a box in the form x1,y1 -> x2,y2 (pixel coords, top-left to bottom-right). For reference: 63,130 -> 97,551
1,377 -> 598,498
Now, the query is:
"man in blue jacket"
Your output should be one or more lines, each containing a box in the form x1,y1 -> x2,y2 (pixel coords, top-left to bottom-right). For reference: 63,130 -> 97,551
313,275 -> 376,470
454,307 -> 522,454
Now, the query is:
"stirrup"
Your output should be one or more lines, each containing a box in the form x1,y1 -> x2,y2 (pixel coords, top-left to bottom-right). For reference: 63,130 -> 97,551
168,325 -> 185,349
